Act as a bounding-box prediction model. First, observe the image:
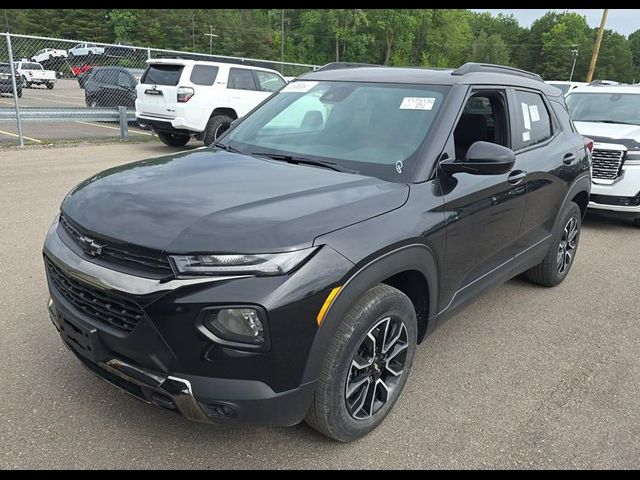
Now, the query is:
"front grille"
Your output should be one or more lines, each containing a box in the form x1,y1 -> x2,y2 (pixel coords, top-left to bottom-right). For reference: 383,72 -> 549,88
591,148 -> 625,180
45,256 -> 145,334
59,214 -> 172,276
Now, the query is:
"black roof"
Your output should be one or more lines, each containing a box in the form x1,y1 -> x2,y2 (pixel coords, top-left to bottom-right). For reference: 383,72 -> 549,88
300,62 -> 561,97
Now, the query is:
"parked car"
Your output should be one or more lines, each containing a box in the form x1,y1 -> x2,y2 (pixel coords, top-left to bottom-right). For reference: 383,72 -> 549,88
31,48 -> 68,63
43,62 -> 591,442
14,61 -> 56,89
566,84 -> 640,226
84,66 -> 138,108
135,59 -> 287,146
71,64 -> 96,89
0,63 -> 22,97
546,80 -> 587,96
68,43 -> 105,57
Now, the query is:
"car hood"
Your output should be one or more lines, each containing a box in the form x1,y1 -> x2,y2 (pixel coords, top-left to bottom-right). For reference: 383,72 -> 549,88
573,121 -> 640,150
61,149 -> 409,253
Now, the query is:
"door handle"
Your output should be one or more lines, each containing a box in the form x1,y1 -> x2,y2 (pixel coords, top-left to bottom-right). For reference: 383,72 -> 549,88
508,170 -> 527,185
563,152 -> 577,165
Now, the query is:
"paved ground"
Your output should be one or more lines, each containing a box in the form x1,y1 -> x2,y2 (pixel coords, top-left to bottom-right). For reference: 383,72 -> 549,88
1,142 -> 639,469
0,79 -> 149,144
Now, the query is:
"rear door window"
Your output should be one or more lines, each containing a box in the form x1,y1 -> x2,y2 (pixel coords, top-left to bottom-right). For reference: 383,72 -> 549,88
141,64 -> 184,86
228,68 -> 257,91
513,90 -> 553,149
190,65 -> 219,86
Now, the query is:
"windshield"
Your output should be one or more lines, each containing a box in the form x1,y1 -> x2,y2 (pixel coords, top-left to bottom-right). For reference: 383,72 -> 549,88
566,92 -> 640,125
223,80 -> 449,182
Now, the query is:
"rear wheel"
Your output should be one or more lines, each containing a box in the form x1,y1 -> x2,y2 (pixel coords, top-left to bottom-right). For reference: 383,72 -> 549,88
46,82 -> 54,90
305,284 -> 417,442
21,76 -> 30,89
203,114 -> 233,146
524,201 -> 582,287
157,131 -> 190,147
634,218 -> 640,228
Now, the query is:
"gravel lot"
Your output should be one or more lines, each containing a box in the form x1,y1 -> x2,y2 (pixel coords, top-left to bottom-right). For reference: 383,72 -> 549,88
1,142 -> 639,469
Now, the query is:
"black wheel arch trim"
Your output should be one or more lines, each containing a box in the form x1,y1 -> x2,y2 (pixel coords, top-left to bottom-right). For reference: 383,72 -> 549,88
554,174 -> 591,232
301,243 -> 438,385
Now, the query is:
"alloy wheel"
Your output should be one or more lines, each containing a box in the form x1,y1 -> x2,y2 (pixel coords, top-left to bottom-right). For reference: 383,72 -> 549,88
345,316 -> 409,420
557,216 -> 579,275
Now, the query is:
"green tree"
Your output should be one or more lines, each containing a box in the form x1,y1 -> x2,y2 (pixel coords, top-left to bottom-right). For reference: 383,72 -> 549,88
537,13 -> 592,80
471,31 -> 510,65
594,30 -> 635,83
628,29 -> 640,81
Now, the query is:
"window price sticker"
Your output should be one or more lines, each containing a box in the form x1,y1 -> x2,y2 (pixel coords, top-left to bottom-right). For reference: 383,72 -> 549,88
281,81 -> 318,93
399,97 -> 436,110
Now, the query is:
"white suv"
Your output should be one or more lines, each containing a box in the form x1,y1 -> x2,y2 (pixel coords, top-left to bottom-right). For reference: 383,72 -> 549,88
566,84 -> 640,226
135,59 -> 287,147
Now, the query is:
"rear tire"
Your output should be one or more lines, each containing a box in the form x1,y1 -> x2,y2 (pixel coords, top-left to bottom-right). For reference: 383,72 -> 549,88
305,284 -> 417,442
203,114 -> 233,146
524,201 -> 582,287
46,82 -> 54,90
21,76 -> 30,89
157,131 -> 190,147
634,218 -> 640,228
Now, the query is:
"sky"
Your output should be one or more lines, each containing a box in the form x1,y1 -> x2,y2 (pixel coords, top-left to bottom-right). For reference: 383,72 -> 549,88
471,9 -> 639,36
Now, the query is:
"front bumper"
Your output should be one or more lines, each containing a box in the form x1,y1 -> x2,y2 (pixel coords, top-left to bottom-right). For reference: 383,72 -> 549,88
43,217 -> 352,426
589,164 -> 640,216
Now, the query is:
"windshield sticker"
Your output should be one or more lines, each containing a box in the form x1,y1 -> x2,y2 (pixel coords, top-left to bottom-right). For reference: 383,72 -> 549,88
281,81 -> 318,93
529,105 -> 540,122
521,102 -> 531,130
400,97 -> 435,110
522,131 -> 531,142
395,160 -> 403,174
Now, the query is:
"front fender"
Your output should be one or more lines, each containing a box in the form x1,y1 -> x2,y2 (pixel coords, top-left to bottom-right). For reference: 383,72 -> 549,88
300,243 -> 438,385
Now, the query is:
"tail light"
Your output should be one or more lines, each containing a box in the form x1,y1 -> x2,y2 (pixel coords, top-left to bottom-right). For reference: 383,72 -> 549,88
177,86 -> 194,103
584,137 -> 594,155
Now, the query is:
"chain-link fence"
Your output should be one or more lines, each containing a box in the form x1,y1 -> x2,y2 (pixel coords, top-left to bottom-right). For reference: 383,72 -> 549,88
0,33 -> 318,146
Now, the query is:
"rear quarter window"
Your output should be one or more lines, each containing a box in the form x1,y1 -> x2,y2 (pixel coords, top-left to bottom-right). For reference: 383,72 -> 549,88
189,65 -> 219,86
142,64 -> 184,86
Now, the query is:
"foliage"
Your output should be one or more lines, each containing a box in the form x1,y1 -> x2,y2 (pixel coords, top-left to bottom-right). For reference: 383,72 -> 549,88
2,8 -> 637,82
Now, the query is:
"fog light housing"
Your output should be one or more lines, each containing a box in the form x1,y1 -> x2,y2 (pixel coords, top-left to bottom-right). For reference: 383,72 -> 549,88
202,307 -> 265,346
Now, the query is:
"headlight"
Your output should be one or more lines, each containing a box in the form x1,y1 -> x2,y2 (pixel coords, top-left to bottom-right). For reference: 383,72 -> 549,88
202,307 -> 265,346
625,151 -> 640,165
170,247 -> 317,276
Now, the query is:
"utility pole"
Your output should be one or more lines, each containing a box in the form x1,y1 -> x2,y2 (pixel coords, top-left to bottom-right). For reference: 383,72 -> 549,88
586,9 -> 608,82
204,25 -> 218,55
569,46 -> 579,81
191,11 -> 195,51
280,9 -> 285,68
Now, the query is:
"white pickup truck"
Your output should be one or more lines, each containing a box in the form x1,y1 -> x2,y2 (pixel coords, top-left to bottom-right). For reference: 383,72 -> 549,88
14,61 -> 57,89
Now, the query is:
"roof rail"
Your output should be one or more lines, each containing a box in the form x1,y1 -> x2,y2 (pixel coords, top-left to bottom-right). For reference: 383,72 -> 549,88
452,62 -> 543,81
315,62 -> 383,72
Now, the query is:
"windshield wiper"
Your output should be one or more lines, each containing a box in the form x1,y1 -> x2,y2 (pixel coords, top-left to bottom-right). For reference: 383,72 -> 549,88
580,119 -> 639,125
251,152 -> 359,174
213,141 -> 243,154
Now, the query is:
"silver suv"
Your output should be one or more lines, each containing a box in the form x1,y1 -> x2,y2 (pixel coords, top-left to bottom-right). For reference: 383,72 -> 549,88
566,85 -> 640,226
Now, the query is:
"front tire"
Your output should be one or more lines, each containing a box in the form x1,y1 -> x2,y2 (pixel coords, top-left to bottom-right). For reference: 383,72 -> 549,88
305,284 -> 417,442
157,131 -> 190,147
203,114 -> 233,146
46,82 -> 54,90
634,218 -> 640,228
524,201 -> 582,287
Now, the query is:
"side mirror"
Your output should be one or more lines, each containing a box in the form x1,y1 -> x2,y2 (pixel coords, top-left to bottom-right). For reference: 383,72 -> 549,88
440,141 -> 515,175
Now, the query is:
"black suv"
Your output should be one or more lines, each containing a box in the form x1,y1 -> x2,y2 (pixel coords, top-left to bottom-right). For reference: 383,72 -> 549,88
43,63 -> 591,442
84,66 -> 137,108
0,63 -> 21,98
